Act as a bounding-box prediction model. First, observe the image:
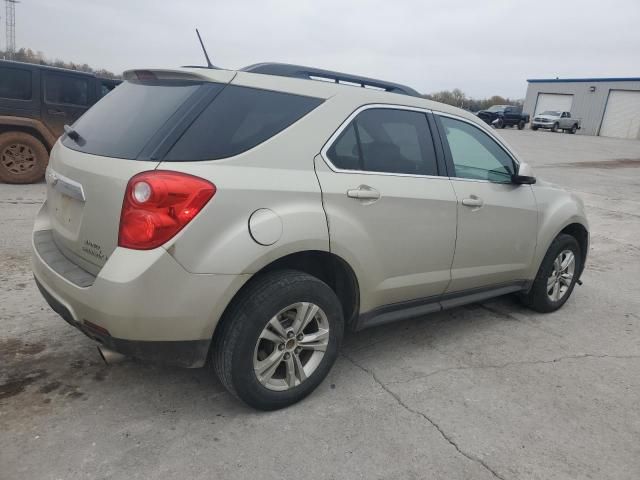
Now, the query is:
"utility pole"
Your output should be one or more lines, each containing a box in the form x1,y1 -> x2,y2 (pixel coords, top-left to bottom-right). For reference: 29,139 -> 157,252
5,0 -> 19,59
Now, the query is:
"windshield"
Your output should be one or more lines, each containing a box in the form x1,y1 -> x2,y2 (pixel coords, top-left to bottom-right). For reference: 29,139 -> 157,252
487,105 -> 507,112
540,111 -> 560,116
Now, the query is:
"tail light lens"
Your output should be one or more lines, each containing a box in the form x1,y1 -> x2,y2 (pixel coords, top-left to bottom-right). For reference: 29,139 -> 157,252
118,171 -> 215,250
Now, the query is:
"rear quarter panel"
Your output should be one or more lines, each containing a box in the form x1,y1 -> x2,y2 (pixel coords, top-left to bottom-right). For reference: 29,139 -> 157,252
158,96 -> 361,275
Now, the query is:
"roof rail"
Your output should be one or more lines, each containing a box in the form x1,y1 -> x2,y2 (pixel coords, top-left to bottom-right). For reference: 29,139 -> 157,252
241,62 -> 421,97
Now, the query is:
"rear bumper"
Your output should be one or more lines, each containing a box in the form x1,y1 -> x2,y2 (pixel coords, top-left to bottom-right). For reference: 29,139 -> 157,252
35,277 -> 209,367
32,226 -> 249,367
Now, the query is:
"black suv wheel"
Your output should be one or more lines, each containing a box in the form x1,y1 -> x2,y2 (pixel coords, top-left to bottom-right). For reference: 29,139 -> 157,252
0,132 -> 49,184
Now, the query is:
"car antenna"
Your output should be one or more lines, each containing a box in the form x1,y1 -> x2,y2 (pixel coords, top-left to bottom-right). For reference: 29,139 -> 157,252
195,28 -> 215,69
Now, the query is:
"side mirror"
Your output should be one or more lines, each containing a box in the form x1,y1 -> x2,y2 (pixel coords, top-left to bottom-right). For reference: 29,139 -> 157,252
512,162 -> 536,185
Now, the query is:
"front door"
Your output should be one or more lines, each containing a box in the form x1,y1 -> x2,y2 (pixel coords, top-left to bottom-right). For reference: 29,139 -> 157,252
435,114 -> 538,292
41,71 -> 93,137
315,107 -> 458,314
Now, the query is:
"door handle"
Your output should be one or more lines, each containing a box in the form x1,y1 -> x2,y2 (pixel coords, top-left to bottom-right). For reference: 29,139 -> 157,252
462,196 -> 483,207
346,185 -> 380,200
48,109 -> 66,116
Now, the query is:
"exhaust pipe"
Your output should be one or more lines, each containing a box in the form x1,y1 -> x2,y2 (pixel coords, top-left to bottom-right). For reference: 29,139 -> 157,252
97,346 -> 126,365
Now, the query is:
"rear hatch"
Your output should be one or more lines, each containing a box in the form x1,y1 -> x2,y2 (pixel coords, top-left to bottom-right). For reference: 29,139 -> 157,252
46,69 -> 235,275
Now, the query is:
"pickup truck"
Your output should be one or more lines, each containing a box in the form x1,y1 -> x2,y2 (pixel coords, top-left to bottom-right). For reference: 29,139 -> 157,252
0,60 -> 120,183
532,111 -> 581,134
476,105 -> 530,130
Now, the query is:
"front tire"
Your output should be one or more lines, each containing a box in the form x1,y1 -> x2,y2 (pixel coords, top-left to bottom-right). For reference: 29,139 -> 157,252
532,125 -> 539,131
520,234 -> 581,313
0,132 -> 49,184
213,270 -> 344,410
552,122 -> 559,133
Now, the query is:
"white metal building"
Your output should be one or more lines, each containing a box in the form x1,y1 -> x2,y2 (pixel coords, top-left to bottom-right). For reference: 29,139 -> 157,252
523,78 -> 640,139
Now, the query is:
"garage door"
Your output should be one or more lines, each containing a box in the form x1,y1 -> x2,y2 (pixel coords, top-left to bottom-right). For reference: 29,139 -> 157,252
534,93 -> 574,116
600,90 -> 640,140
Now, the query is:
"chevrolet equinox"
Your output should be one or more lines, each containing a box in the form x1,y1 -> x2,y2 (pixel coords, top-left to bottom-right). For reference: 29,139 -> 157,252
32,63 -> 589,410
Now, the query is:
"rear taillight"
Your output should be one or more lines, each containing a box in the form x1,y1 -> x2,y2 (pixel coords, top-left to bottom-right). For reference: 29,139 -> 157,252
118,171 -> 215,250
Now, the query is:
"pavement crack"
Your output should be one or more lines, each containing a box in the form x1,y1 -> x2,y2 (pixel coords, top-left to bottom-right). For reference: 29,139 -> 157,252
385,353 -> 640,386
342,353 -> 508,480
0,200 -> 43,205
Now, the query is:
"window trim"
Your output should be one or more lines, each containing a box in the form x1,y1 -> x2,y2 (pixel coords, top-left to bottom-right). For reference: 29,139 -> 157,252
434,111 -> 520,184
320,103 -> 446,179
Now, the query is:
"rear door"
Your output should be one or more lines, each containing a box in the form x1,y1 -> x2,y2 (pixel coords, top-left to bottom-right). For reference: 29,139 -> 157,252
315,106 -> 458,313
434,113 -> 538,292
41,71 -> 95,137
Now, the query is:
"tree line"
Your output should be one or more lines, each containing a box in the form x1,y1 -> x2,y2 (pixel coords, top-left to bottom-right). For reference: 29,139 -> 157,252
2,49 -> 522,108
422,88 -> 523,112
1,48 -> 120,79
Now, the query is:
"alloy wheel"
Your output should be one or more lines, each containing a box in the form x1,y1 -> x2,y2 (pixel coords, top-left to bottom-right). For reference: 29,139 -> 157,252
547,249 -> 575,302
253,302 -> 330,391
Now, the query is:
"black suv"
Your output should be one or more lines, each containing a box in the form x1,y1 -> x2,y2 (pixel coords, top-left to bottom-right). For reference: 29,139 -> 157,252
0,60 -> 120,183
477,105 -> 530,130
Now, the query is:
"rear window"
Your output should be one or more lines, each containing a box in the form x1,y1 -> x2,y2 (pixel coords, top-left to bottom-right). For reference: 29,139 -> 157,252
63,81 -> 323,161
0,67 -> 32,100
63,80 -> 204,159
165,85 -> 323,161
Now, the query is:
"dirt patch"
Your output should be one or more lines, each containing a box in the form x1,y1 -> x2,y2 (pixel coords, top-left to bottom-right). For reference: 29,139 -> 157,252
0,370 -> 48,399
0,338 -> 46,363
548,158 -> 640,169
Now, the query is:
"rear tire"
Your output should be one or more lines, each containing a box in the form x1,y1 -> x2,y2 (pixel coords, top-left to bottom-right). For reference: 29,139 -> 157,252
517,120 -> 525,130
570,124 -> 578,134
0,132 -> 49,184
213,270 -> 344,410
520,234 -> 581,313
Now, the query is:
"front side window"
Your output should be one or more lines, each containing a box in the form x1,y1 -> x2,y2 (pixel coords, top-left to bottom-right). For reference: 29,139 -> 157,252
0,67 -> 32,100
439,116 -> 515,183
327,108 -> 438,176
44,73 -> 90,106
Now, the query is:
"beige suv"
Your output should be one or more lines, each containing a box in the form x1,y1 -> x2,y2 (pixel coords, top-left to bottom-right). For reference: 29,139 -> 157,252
32,63 -> 589,410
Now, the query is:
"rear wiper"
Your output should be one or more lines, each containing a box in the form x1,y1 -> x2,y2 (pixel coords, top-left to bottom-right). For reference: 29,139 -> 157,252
63,124 -> 83,143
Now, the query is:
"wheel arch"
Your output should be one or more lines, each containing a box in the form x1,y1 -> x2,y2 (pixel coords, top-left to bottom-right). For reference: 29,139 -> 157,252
211,250 -> 361,343
559,222 -> 589,278
0,116 -> 57,150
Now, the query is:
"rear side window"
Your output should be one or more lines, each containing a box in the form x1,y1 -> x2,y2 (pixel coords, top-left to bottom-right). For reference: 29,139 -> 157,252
0,67 -> 32,100
165,86 -> 323,161
327,108 -> 438,176
44,73 -> 90,106
63,80 -> 204,159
